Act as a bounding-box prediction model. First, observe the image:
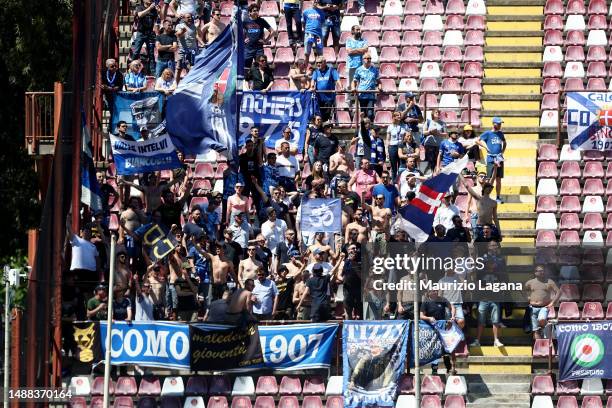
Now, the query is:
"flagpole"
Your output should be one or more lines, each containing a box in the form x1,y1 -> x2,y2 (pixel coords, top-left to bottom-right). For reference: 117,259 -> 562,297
103,235 -> 116,408
413,267 -> 420,405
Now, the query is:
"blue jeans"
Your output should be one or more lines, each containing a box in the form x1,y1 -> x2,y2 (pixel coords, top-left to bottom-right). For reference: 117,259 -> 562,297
478,302 -> 501,326
358,97 -> 375,121
322,19 -> 340,48
529,305 -> 549,332
284,6 -> 303,43
155,60 -> 176,78
131,31 -> 156,74
388,144 -> 400,180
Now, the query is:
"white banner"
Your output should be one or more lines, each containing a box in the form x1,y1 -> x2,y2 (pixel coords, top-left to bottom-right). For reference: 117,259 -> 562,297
567,92 -> 612,151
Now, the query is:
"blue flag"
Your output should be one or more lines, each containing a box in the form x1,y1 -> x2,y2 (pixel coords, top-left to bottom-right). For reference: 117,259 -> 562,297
80,113 -> 103,213
299,198 -> 342,233
166,13 -> 243,164
557,321 -> 612,381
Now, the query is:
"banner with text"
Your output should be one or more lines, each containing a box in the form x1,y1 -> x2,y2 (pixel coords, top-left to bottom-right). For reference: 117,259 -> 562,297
343,321 -> 409,408
190,323 -> 263,371
557,321 -> 612,381
409,320 -> 444,367
239,91 -> 315,153
567,92 -> 612,151
100,321 -> 190,370
110,133 -> 181,175
300,198 -> 342,234
111,93 -> 163,140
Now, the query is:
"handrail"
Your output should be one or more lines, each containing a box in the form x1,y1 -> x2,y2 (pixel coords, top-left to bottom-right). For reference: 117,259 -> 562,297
24,92 -> 56,155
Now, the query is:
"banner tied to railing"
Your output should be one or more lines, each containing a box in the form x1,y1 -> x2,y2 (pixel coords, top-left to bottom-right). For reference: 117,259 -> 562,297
567,92 -> 612,151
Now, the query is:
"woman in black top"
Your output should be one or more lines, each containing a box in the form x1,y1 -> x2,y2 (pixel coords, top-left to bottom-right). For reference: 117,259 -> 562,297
248,56 -> 274,92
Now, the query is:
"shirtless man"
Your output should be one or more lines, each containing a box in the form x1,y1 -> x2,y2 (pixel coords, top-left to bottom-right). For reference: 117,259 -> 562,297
226,182 -> 251,222
283,250 -> 307,280
210,243 -> 237,300
239,245 -> 264,286
293,269 -> 312,320
118,197 -> 147,244
145,263 -> 166,310
460,175 -> 501,239
226,278 -> 256,324
345,207 -> 369,244
119,173 -> 181,214
114,250 -> 133,294
363,192 -> 392,242
308,232 -> 333,262
465,171 -> 486,228
199,9 -> 226,45
329,142 -> 354,176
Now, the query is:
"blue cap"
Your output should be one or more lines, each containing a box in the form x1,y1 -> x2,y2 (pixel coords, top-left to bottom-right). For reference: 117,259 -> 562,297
405,91 -> 415,98
492,116 -> 504,124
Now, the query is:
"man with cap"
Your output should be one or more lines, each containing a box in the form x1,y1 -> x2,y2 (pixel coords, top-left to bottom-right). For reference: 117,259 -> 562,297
436,130 -> 466,174
284,248 -> 306,278
398,91 -> 423,142
86,284 -> 108,321
477,117 -> 507,203
306,247 -> 333,275
227,212 -> 253,253
275,126 -> 299,154
297,254 -> 344,322
371,170 -> 400,212
313,121 -> 339,171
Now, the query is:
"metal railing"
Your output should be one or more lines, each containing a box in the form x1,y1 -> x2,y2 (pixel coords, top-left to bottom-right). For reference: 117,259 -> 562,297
24,92 -> 55,155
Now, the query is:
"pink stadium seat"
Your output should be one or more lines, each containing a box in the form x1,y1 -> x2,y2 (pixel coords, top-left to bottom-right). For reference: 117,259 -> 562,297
582,249 -> 604,266
423,31 -> 443,46
255,376 -> 278,395
560,284 -> 580,301
544,15 -> 563,30
446,0 -> 465,14
422,46 -> 442,62
380,78 -> 397,92
608,304 -> 612,318
401,31 -> 421,46
379,63 -> 398,79
567,0 -> 586,14
588,0 -> 607,14
543,78 -> 561,93
362,31 -> 380,47
374,110 -> 393,125
583,150 -> 605,161
444,395 -> 465,408
544,29 -> 563,45
466,15 -> 486,30
116,377 -> 138,396
382,15 -> 402,30
441,78 -> 461,92
565,45 -> 585,61
274,47 -> 295,64
581,397 -> 603,408
400,62 -> 419,77
443,46 -> 462,62
210,376 -> 231,395
231,397 -> 252,408
138,377 -> 161,396
442,62 -> 462,77
536,230 -> 557,246
194,163 -> 214,179
439,110 -> 458,123
404,0 -> 424,14
544,0 -> 564,14
325,396 -> 344,408
464,30 -> 484,46
533,338 -> 555,358
185,377 -> 208,396
584,178 -> 605,195
557,396 -> 579,408
254,397 -> 275,408
208,396 -> 229,408
557,381 -> 580,395
363,15 -> 382,30
114,397 -> 134,408
425,0 -> 445,14
322,47 -> 336,63
587,62 -> 606,77
582,302 -> 604,319
70,397 -> 87,408
422,375 -> 444,394
260,1 -> 279,16
381,31 -> 401,47
109,214 -> 119,231
215,162 -> 228,179
420,78 -> 439,92
583,284 -> 604,301
564,78 -> 585,92
559,213 -> 581,230
278,396 -> 299,408
302,396 -> 324,408
378,47 -> 398,62
560,230 -> 580,245
584,161 -> 605,177
560,161 -> 581,178
460,94 -> 481,110
558,302 -> 580,320
398,374 -> 415,394
606,163 -> 612,178
445,14 -> 465,30
463,62 -> 483,78
532,375 -> 554,395
419,93 -> 439,108
303,377 -> 325,395
90,396 -> 104,408
538,144 -> 559,161
541,94 -> 559,110
537,162 -> 558,178
402,15 -> 422,30
565,30 -> 585,46
588,15 -> 607,29
377,94 -> 396,109
92,377 -> 115,396
463,46 -> 484,62
461,110 -> 481,127
421,395 -> 442,408
463,78 -> 482,93
560,179 -> 581,195
272,80 -> 290,90
339,31 -> 351,45
587,46 -> 607,62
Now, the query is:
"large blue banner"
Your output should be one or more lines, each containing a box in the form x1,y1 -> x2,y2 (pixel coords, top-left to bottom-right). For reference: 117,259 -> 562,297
239,91 -> 315,153
111,93 -> 164,140
100,321 -> 190,370
300,198 -> 342,233
567,92 -> 612,151
409,320 -> 444,367
109,133 -> 181,175
343,321 -> 409,408
557,321 -> 612,381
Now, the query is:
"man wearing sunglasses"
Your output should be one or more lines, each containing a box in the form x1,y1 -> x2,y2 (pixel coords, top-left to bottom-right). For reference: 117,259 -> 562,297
199,9 -> 226,45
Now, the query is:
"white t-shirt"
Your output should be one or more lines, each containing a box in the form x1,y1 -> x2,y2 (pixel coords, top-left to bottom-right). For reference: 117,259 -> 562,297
175,0 -> 197,15
155,77 -> 176,91
275,138 -> 298,151
276,154 -> 300,178
261,219 -> 288,255
306,261 -> 333,276
70,235 -> 98,271
433,204 -> 460,231
135,294 -> 155,320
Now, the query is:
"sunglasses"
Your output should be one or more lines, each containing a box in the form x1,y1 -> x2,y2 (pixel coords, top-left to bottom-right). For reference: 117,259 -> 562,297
363,57 -> 372,60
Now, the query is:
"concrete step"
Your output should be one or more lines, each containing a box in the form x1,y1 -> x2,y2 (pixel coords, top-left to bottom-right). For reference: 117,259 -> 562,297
499,219 -> 534,230
482,100 -> 540,111
498,212 -> 536,219
466,394 -> 531,407
487,0 -> 544,5
498,202 -> 535,212
487,21 -> 543,31
485,62 -> 543,69
481,110 -> 541,117
488,5 -> 543,14
483,84 -> 541,95
482,77 -> 542,85
485,46 -> 543,53
484,70 -> 542,80
502,236 -> 535,244
486,32 -> 543,41
467,381 -> 531,394
481,93 -> 542,100
481,115 -> 540,127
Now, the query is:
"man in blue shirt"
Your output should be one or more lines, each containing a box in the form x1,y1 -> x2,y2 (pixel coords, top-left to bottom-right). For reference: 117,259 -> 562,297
436,130 -> 466,171
398,92 -> 424,142
310,56 -> 343,122
352,53 -> 381,121
346,25 -> 368,86
371,171 -> 400,212
319,0 -> 342,55
301,1 -> 326,63
477,117 -> 507,203
243,4 -> 276,68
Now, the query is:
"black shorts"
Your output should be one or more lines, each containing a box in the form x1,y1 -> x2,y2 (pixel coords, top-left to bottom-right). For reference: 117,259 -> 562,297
310,303 -> 331,322
487,162 -> 504,179
211,282 -> 228,300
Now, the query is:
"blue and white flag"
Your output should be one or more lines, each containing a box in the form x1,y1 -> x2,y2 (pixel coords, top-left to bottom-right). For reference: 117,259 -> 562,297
300,198 -> 342,233
398,156 -> 468,242
109,133 -> 181,175
343,321 -> 409,408
567,92 -> 612,151
111,93 -> 164,140
409,320 -> 444,367
166,13 -> 243,164
557,321 -> 612,381
240,91 -> 315,153
80,113 -> 103,213
100,321 -> 190,369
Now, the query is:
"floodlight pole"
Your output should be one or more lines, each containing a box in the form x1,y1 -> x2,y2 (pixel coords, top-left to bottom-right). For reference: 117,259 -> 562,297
3,266 -> 10,408
413,269 -> 420,405
103,236 -> 116,408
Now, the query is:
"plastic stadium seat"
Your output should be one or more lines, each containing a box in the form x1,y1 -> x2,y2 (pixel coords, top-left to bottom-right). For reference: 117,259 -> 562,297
116,377 -> 138,396
71,377 -> 91,396
558,302 -> 580,320
443,31 -> 464,47
419,63 -> 441,80
463,62 -> 483,78
583,150 -> 605,161
260,1 -> 279,16
277,396 -> 299,408
380,47 -> 400,62
272,80 -> 290,90
544,29 -> 563,46
544,0 -> 563,14
363,15 -> 382,30
463,31 -> 483,47
208,396 -> 229,408
538,144 -> 559,161
302,377 -> 325,395
70,397 -> 87,408
541,111 -> 558,127
162,377 -> 184,397
557,381 -> 580,395
587,62 -> 606,78
423,31 -> 443,47
421,395 -> 442,408
537,179 -> 559,196
587,30 -> 607,46
581,397 -> 603,408
326,377 -> 343,396
403,15 -> 422,30
537,162 -> 558,178
401,31 -> 421,47
425,0 -> 445,14
542,62 -> 562,78
581,379 -> 604,395
582,284 -> 604,301
585,161 -> 605,178
114,397 -> 135,408
302,396 -> 324,408
398,78 -> 418,92
383,0 -> 403,16
543,78 -> 561,93
532,376 -> 555,395
439,94 -> 459,109
442,46 -> 462,62
566,14 -> 586,30
567,0 -> 586,14
445,15 -> 465,30
544,15 -> 564,30
396,395 -> 418,407
463,78 -> 482,94
404,0 -> 423,14
587,46 -> 607,62
564,61 -> 585,78
564,78 -> 585,92
420,78 -> 439,93
587,14 -> 607,29
379,63 -> 398,79
160,397 -> 182,408
584,179 -> 605,195
325,396 -> 343,408
139,377 -> 161,396
588,0 -> 607,14
210,376 -> 232,396
422,375 -> 444,394
400,62 -> 419,77
445,0 -> 465,14
439,110 -> 458,123
422,46 -> 442,62
398,374 -> 415,394
444,376 -> 467,396
465,15 -> 486,30
541,94 -> 559,110
254,397 -> 275,408
565,30 -> 585,46
608,304 -> 612,318
441,78 -> 461,92
466,0 -> 486,15
560,265 -> 580,281
184,397 -> 205,408
536,213 -> 557,230
92,377 -> 115,396
423,15 -> 444,31
560,179 -> 581,195
380,78 -> 398,92
460,110 -> 481,127
194,162 -> 214,179
460,94 -> 481,110
560,284 -> 580,301
582,301 -> 604,319
441,62 -> 461,78
419,93 -> 439,108
185,377 -> 208,396
230,397 -> 252,408
381,31 -> 400,47
583,248 -> 604,265
560,161 -> 581,178
583,196 -> 604,213
536,230 -> 557,247
463,46 -> 483,62
279,377 -> 302,396
533,339 -> 555,358
556,396 -> 579,408
532,396 -> 554,408
560,230 -> 580,245
543,46 -> 563,62
443,396 -> 465,408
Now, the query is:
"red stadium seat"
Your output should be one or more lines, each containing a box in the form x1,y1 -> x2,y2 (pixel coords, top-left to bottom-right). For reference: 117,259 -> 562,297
463,78 -> 482,93
439,110 -> 458,123
464,30 -> 484,46
278,396 -> 299,408
271,80 -> 290,90
363,15 -> 382,30
302,396 -> 324,408
208,396 -> 229,408
536,230 -> 557,247
608,304 -> 612,318
443,395 -> 465,408
582,302 -> 604,319
441,78 -> 461,92
559,213 -> 580,230
557,381 -> 580,395
460,110 -> 481,127
588,0 -> 607,14
325,396 -> 344,408
422,46 -> 442,62
381,31 -> 400,47
185,377 -> 208,395
583,213 -> 604,230
114,397 -> 134,408
92,377 -> 115,396
116,377 -> 138,396
421,395 -> 442,408
460,94 -> 481,110
587,46 -> 607,62
466,15 -> 486,30
260,1 -> 279,16
532,375 -> 554,395
446,0 -> 465,14
400,62 -> 419,77
544,0 -> 564,14
210,376 -> 232,395
463,46 -> 484,62
362,31 -> 380,47
533,338 -> 555,358
537,196 -> 557,212
404,0 -> 424,14
580,397 -> 603,408
560,230 -> 580,245
231,397 -> 252,408
70,397 -> 87,408
420,78 -> 439,92
255,376 -> 278,395
445,14 -> 465,30
587,62 -> 606,77
422,375 -> 444,394
557,396 -> 579,408
558,302 -> 580,320
442,46 -> 462,62
588,14 -> 607,29
544,15 -> 563,30
425,0 -> 445,14
380,47 -> 400,62
138,377 -> 161,396
379,63 -> 398,79
442,62 -> 461,77
419,93 -> 439,109
565,45 -> 585,61
538,144 -> 559,161
537,162 -> 558,178
540,94 -> 559,109
583,179 -> 604,195
582,284 -> 604,301
194,163 -> 214,179
374,110 -> 393,125
583,150 -> 605,161
584,161 -> 605,177
303,377 -> 325,395
402,31 -> 421,46
544,29 -> 563,45
377,94 -> 396,109
402,15 -> 422,30
380,78 -> 398,92
560,161 -> 581,178
567,0 -> 586,14
274,47 -> 295,64
565,78 -> 585,92
560,179 -> 581,195
565,30 -> 585,46
542,78 -> 561,93
464,62 -> 483,78
560,284 -> 580,301
382,15 -> 402,30
254,397 -> 275,408
423,31 -> 443,46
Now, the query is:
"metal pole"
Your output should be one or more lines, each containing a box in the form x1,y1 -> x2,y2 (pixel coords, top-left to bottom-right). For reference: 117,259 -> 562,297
413,268 -> 420,405
4,266 -> 11,408
103,236 -> 117,408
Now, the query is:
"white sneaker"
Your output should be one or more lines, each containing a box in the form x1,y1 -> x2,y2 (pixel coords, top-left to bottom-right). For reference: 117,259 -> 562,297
494,339 -> 504,347
469,339 -> 480,347
359,6 -> 366,13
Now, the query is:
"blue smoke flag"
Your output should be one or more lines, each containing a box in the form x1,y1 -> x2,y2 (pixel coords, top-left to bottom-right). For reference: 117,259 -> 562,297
557,321 -> 612,381
80,114 -> 103,213
398,156 -> 468,242
166,12 -> 243,164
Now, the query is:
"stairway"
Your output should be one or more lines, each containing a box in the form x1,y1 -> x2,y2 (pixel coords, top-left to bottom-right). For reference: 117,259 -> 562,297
465,374 -> 532,407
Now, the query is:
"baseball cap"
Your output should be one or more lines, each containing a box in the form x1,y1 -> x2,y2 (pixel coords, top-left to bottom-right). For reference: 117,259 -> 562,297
463,124 -> 473,131
95,284 -> 107,292
492,117 -> 504,124
322,121 -> 333,129
235,182 -> 244,187
405,91 -> 415,98
289,249 -> 300,258
312,265 -> 324,273
266,207 -> 276,215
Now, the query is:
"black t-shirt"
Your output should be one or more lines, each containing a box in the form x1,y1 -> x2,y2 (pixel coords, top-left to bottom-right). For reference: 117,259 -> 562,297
256,247 -> 273,276
101,69 -> 124,92
306,275 -> 330,306
176,278 -> 198,311
100,184 -> 117,212
446,227 -> 469,243
222,241 -> 243,269
319,0 -> 342,20
243,17 -> 271,51
314,134 -> 339,164
183,222 -> 206,240
239,151 -> 261,182
113,297 -> 132,320
342,260 -> 361,295
157,202 -> 182,228
275,277 -> 295,310
134,5 -> 158,33
156,33 -> 177,62
421,298 -> 449,321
